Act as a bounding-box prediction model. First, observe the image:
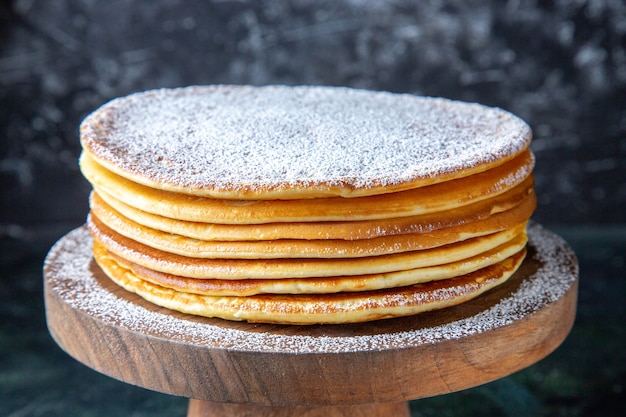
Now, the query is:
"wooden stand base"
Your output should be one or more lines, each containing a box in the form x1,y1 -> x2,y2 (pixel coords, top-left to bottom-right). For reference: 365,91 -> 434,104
44,223 -> 578,416
187,399 -> 410,417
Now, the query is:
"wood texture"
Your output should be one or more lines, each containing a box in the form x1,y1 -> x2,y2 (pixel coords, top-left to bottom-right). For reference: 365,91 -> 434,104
44,224 -> 578,416
186,400 -> 411,417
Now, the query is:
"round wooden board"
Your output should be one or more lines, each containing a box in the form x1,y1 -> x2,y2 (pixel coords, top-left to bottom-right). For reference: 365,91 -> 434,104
44,222 -> 578,416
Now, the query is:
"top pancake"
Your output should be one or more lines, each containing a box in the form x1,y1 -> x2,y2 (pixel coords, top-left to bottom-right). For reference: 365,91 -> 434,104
80,85 -> 532,200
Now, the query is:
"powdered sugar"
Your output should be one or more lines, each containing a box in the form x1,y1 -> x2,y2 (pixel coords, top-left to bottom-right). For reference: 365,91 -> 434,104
80,86 -> 531,196
44,222 -> 577,354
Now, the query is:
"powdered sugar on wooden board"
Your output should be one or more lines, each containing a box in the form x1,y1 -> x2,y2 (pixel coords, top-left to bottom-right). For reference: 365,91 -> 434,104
44,222 -> 577,354
80,86 -> 531,195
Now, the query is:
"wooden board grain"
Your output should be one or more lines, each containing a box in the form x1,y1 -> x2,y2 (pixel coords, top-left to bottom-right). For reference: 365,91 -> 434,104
44,222 -> 578,415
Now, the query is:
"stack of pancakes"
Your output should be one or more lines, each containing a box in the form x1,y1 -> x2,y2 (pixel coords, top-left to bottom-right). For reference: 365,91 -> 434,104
79,85 -> 536,324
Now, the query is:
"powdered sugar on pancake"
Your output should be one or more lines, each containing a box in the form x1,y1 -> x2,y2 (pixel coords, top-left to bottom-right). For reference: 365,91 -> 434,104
80,86 -> 531,197
44,222 -> 577,354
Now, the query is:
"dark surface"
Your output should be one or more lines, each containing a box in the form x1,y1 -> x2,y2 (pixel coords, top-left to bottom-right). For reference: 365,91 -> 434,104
1,1 -> 625,416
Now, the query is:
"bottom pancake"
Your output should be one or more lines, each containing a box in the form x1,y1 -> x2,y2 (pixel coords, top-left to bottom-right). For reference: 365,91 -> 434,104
93,246 -> 526,325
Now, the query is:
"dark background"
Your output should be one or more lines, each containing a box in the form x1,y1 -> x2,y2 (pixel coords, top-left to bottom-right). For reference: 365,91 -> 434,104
1,1 -> 624,416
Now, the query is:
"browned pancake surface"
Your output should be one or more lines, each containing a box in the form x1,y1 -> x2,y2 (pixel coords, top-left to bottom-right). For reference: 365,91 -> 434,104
80,150 -> 534,224
93,239 -> 527,296
88,189 -> 535,259
88,217 -> 527,279
91,176 -> 535,241
94,244 -> 526,324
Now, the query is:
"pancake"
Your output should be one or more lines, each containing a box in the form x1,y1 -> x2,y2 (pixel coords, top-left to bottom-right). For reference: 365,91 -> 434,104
93,243 -> 526,324
88,219 -> 527,279
78,85 -> 537,324
80,85 -> 532,200
91,176 -> 535,241
79,149 -> 534,224
93,238 -> 527,296
89,190 -> 534,259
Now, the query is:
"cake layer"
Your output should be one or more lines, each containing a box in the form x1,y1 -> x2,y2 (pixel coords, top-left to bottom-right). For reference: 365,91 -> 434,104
93,243 -> 526,324
93,236 -> 527,296
88,219 -> 527,279
80,85 -> 532,200
80,149 -> 534,224
89,191 -> 534,259
91,177 -> 535,241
